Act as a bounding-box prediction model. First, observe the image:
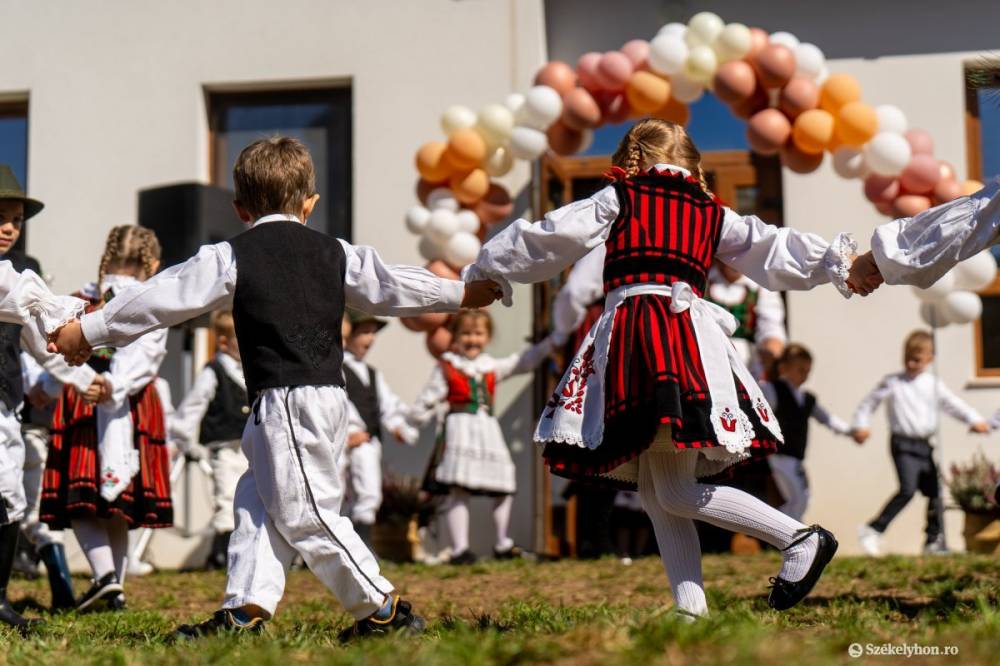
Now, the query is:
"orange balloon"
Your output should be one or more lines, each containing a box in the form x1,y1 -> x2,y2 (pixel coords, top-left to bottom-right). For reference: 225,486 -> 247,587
625,71 -> 671,114
562,88 -> 602,130
474,183 -> 514,225
426,326 -> 453,358
747,109 -> 792,156
713,60 -> 758,105
781,141 -> 824,174
547,121 -> 585,155
961,179 -> 985,196
534,61 -> 578,96
835,101 -> 878,147
792,109 -> 835,155
415,141 -> 452,183
778,78 -> 819,120
653,97 -> 689,126
449,169 -> 490,205
754,44 -> 796,89
819,74 -> 862,114
445,128 -> 487,171
426,260 -> 459,280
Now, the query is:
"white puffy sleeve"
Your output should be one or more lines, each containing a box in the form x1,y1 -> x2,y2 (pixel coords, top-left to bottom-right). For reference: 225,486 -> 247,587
407,366 -> 449,427
20,322 -> 96,393
871,178 -> 1000,288
715,208 -> 856,298
0,264 -> 85,332
492,337 -> 556,382
752,284 -> 787,346
552,246 -> 606,345
463,186 -> 620,306
103,328 -> 169,407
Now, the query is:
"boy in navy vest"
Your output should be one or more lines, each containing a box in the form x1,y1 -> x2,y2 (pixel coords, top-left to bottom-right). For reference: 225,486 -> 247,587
171,310 -> 249,569
49,137 -> 500,641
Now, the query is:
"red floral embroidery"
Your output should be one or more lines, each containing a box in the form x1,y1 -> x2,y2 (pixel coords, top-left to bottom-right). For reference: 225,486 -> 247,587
545,346 -> 596,417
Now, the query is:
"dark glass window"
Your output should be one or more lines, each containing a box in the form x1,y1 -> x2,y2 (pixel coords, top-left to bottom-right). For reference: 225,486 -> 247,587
0,102 -> 29,251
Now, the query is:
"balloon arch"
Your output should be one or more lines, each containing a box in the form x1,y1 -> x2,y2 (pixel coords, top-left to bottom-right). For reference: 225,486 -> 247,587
401,11 -> 992,353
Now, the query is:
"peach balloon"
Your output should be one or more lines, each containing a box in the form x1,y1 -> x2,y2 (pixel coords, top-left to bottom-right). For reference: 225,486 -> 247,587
835,101 -> 878,147
864,174 -> 901,204
400,316 -> 427,332
778,77 -> 819,119
753,44 -> 796,89
730,85 -> 769,119
819,74 -> 862,113
792,108 -> 835,154
415,141 -> 452,183
713,60 -> 757,105
426,326 -> 453,358
546,120 -> 585,155
893,194 -> 932,217
562,88 -> 602,130
621,39 -> 650,68
961,179 -> 985,196
653,97 -> 690,125
874,201 -> 895,216
426,260 -> 460,280
534,61 -> 578,96
473,183 -> 514,225
595,51 -> 634,92
445,128 -> 487,171
404,311 -> 449,332
904,128 -> 934,156
598,92 -> 631,124
625,70 -> 671,113
932,178 -> 963,204
938,160 -> 957,183
745,27 -> 769,61
899,154 -> 941,194
449,169 -> 490,205
576,52 -> 603,91
747,109 -> 792,156
780,142 -> 824,174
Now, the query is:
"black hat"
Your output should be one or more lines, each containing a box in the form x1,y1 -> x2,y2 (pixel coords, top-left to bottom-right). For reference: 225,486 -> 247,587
346,308 -> 388,332
0,165 -> 43,220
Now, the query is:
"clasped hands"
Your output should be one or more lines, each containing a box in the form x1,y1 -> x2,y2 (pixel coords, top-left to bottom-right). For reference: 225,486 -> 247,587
846,251 -> 884,297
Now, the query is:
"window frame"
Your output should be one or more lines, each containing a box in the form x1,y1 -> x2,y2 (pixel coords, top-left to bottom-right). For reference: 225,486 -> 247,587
0,99 -> 30,253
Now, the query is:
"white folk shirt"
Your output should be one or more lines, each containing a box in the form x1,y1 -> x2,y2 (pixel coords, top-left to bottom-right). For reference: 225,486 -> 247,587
170,352 -> 247,452
707,268 -> 787,346
851,371 -> 983,439
551,245 -> 606,346
761,379 -> 851,436
871,177 -> 1000,287
342,350 -> 417,445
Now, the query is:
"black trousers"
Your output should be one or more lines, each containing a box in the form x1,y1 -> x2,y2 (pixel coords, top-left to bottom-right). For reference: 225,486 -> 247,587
869,435 -> 943,543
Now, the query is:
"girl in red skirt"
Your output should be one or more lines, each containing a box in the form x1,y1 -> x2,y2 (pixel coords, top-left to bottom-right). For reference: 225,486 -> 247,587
41,225 -> 170,612
465,119 -> 857,618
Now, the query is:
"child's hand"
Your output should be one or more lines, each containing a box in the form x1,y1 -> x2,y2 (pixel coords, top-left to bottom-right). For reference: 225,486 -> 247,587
462,280 -> 503,308
347,431 -> 371,449
47,320 -> 93,366
852,428 -> 870,444
82,376 -> 111,404
847,251 -> 884,296
970,421 -> 990,434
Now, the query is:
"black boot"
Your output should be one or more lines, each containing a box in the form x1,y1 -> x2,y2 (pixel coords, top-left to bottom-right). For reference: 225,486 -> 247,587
0,521 -> 41,633
39,543 -> 76,611
207,532 -> 231,570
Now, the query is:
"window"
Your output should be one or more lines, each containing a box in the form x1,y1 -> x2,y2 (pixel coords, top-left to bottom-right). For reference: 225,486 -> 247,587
208,88 -> 352,240
0,101 -> 29,251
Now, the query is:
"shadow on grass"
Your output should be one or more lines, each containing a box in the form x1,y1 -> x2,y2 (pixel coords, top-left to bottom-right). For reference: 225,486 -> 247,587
753,592 -> 998,618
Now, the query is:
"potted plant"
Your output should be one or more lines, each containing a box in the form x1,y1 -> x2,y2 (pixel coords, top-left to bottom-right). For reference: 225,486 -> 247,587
947,452 -> 1000,554
373,473 -> 435,562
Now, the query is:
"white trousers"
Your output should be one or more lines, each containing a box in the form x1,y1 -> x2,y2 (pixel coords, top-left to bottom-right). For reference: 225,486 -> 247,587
222,386 -> 392,619
768,454 -> 810,522
0,408 -> 25,526
342,438 -> 382,526
21,425 -> 60,546
209,440 -> 248,533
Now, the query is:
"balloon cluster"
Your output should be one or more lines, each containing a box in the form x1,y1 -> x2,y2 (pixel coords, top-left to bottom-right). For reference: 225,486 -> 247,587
913,251 -> 997,328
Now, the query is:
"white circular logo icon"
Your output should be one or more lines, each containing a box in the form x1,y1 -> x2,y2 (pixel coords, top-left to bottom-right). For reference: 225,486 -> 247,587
848,643 -> 863,658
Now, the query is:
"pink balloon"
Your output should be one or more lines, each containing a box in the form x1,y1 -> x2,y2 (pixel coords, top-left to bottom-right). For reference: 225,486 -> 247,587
864,174 -> 901,204
576,52 -> 603,91
594,51 -> 634,92
938,160 -> 957,183
932,177 -> 963,205
904,128 -> 934,156
899,154 -> 942,194
621,40 -> 650,69
746,108 -> 792,156
893,194 -> 932,217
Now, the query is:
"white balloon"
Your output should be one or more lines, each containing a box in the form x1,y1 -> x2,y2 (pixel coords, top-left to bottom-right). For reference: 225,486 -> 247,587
483,146 -> 514,177
426,208 -> 460,242
669,72 -> 704,104
686,12 -> 724,48
769,31 -> 800,51
476,104 -> 515,147
443,231 -> 482,268
794,43 -> 825,80
504,93 -> 526,116
519,85 -> 564,130
714,23 -> 752,62
942,290 -> 983,324
919,301 -> 951,328
875,104 -> 908,135
864,132 -> 912,177
684,45 -> 718,84
954,250 -> 998,291
418,235 -> 445,262
509,126 -> 548,160
579,129 -> 594,153
657,22 -> 687,40
832,147 -> 868,180
455,209 -> 481,234
404,205 -> 431,235
911,270 -> 956,302
440,105 -> 476,136
648,34 -> 689,76
426,188 -> 460,212
814,64 -> 830,85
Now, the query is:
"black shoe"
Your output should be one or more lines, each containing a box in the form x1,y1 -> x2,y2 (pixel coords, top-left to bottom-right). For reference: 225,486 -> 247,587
107,593 -> 127,611
493,545 -> 525,560
448,549 -> 477,565
767,525 -> 838,611
0,594 -> 41,635
337,596 -> 425,643
38,543 -> 76,611
0,521 -> 42,634
173,609 -> 266,641
76,573 -> 123,613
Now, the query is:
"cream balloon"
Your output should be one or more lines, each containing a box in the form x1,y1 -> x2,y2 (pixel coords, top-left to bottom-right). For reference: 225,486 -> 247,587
794,43 -> 825,80
875,104 -> 908,135
714,23 -> 752,62
669,71 -> 704,104
476,104 -> 515,147
418,235 -> 445,262
832,147 -> 868,180
504,93 -> 526,116
685,12 -> 724,48
405,205 -> 431,235
509,126 -> 548,160
864,132 -> 912,177
954,250 -> 998,291
440,105 -> 477,136
483,146 -> 514,177
769,31 -> 800,51
443,231 -> 482,268
942,290 -> 983,325
911,270 -> 956,302
684,45 -> 718,84
919,301 -> 951,328
519,85 -> 564,130
657,22 -> 687,40
426,188 -> 460,212
648,34 -> 689,76
455,209 -> 481,235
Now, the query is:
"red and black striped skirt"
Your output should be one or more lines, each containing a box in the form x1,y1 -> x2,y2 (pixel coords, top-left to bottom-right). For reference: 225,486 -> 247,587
40,382 -> 173,530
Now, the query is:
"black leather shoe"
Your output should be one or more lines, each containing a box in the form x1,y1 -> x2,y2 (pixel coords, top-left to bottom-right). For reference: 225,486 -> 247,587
337,596 -> 425,643
76,573 -> 123,612
493,545 -> 525,560
448,550 -> 477,565
767,525 -> 838,611
173,609 -> 266,641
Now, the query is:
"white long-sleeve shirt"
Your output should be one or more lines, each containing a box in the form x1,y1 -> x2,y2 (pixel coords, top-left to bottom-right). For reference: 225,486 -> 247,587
707,268 -> 787,346
852,371 -> 983,438
761,379 -> 851,436
463,163 -> 853,304
170,352 -> 247,451
551,245 -> 606,345
342,350 -> 417,445
871,177 -> 1000,287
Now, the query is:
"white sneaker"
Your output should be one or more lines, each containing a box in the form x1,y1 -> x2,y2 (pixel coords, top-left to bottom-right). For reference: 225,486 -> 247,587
620,556 -> 633,566
127,559 -> 154,577
922,537 -> 949,556
857,524 -> 882,556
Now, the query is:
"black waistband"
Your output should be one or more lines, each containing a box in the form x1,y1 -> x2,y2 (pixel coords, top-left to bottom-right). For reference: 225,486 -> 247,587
603,255 -> 708,293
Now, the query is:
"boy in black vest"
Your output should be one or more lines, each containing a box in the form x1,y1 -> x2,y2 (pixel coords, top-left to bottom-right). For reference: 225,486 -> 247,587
171,310 -> 249,569
761,344 -> 853,521
50,137 -> 500,641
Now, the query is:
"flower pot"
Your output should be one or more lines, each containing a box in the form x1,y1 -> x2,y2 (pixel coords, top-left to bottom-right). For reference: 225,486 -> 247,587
962,511 -> 1000,554
373,514 -> 420,562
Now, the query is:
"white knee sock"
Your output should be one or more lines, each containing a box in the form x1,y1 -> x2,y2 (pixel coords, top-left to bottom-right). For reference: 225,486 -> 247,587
643,451 -> 819,583
638,460 -> 708,616
445,490 -> 471,554
72,518 -> 116,581
492,495 -> 514,551
103,516 -> 130,586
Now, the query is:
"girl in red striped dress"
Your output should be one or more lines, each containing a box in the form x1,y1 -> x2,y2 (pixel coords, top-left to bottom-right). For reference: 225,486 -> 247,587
465,119 -> 858,617
41,226 -> 171,612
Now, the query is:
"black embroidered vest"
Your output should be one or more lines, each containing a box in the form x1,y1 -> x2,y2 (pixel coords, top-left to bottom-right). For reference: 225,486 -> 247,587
344,363 -> 382,441
0,252 -> 40,412
229,222 -> 346,397
200,359 -> 250,444
773,380 -> 816,460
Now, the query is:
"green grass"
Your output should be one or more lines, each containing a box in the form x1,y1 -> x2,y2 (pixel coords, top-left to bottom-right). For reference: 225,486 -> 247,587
1,553 -> 997,665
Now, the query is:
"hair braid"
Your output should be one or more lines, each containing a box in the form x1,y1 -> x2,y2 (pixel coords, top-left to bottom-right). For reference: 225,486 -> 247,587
97,225 -> 162,287
611,118 -> 715,197
98,225 -> 127,287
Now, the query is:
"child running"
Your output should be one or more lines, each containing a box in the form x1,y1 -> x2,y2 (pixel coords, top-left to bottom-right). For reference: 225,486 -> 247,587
463,118 -> 858,617
49,137 -> 499,640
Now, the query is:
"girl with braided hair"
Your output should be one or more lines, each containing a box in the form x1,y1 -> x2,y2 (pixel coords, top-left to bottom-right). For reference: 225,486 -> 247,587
465,118 -> 859,618
41,225 -> 171,612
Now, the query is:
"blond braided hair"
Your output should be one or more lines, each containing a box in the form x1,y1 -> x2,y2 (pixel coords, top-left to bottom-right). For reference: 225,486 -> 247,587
98,225 -> 162,286
611,118 -> 714,196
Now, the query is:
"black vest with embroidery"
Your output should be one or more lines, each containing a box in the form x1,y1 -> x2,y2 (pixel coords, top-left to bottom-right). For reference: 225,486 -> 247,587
344,363 -> 382,441
200,359 -> 250,444
773,380 -> 816,460
229,222 -> 346,397
0,253 -> 40,412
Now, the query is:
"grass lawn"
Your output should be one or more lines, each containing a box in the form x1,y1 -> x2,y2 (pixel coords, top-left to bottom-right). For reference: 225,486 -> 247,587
1,553 -> 997,665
